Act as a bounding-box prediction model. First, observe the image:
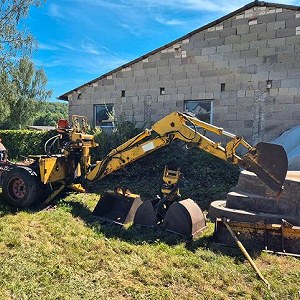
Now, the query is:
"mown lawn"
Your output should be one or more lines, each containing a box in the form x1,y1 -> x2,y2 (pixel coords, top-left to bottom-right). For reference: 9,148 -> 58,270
0,192 -> 299,300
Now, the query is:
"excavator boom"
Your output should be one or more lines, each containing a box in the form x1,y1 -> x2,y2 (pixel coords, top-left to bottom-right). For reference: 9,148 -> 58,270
87,111 -> 288,194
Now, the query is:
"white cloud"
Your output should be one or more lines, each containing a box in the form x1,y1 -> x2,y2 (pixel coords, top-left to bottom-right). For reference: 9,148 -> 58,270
155,17 -> 185,26
47,3 -> 64,18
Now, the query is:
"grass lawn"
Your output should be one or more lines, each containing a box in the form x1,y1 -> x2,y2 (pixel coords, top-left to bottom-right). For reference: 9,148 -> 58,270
0,191 -> 299,300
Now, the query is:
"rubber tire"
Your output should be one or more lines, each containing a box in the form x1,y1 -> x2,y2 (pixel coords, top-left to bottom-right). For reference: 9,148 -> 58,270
2,167 -> 40,208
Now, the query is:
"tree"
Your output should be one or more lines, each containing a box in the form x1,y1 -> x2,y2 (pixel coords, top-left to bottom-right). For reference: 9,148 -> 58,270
0,1 -> 53,129
34,102 -> 68,126
1,57 -> 52,129
0,0 -> 44,69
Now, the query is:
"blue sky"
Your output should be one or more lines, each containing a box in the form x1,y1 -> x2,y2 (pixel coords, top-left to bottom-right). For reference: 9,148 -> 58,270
27,0 -> 300,101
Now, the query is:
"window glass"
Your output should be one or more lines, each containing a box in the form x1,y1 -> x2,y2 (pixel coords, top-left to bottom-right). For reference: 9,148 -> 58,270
184,100 -> 213,124
94,104 -> 114,127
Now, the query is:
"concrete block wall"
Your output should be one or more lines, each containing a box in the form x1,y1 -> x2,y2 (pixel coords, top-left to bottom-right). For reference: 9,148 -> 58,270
68,4 -> 300,144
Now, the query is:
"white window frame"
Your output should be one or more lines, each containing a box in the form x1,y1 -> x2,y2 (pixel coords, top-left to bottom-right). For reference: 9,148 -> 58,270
184,99 -> 214,124
94,103 -> 115,128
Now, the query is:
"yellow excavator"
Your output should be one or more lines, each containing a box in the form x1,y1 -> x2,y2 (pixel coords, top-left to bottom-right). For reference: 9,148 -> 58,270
0,112 -> 288,237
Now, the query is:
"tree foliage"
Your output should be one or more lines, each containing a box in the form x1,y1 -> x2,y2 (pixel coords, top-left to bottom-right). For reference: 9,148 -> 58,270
0,57 -> 52,129
0,0 -> 44,69
34,102 -> 68,126
0,0 -> 54,129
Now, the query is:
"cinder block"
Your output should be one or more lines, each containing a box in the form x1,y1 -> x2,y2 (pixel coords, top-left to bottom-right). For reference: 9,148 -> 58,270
214,61 -> 229,68
288,70 -> 300,79
219,28 -> 237,37
237,25 -> 250,35
225,35 -> 241,44
232,18 -> 249,26
205,83 -> 221,92
286,35 -> 300,45
217,44 -> 232,53
280,87 -> 300,96
286,18 -> 300,28
241,33 -> 258,43
275,45 -> 295,54
257,13 -> 276,23
204,30 -> 220,39
161,52 -> 174,60
208,38 -> 225,47
278,53 -> 297,63
193,40 -> 209,48
190,31 -> 205,42
229,59 -> 246,67
267,37 -> 286,47
209,53 -> 224,62
143,61 -> 156,69
258,30 -> 276,40
133,69 -> 145,77
262,54 -> 278,64
157,66 -> 171,75
198,61 -> 214,69
267,20 -> 286,31
201,47 -> 217,55
172,72 -> 186,81
191,85 -> 205,93
250,40 -> 267,49
178,86 -> 192,94
258,48 -> 275,56
193,55 -> 209,63
219,74 -> 235,83
175,79 -> 189,87
233,42 -> 250,51
224,52 -> 240,60
276,28 -> 295,38
203,76 -> 219,85
156,59 -> 168,67
170,65 -> 184,73
276,11 -> 296,21
240,49 -> 258,58
278,95 -> 294,103
239,65 -> 257,74
250,23 -> 267,34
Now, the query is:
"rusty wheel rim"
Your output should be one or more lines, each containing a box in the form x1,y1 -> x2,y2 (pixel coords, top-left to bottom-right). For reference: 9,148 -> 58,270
9,177 -> 27,200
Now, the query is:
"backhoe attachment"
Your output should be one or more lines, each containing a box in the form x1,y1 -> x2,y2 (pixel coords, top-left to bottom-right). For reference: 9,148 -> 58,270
133,167 -> 207,238
93,188 -> 142,225
239,142 -> 288,194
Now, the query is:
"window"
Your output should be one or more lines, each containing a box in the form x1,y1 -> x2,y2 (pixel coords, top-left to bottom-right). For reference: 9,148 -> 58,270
121,90 -> 126,97
94,104 -> 115,127
184,100 -> 213,124
221,83 -> 225,92
160,87 -> 165,95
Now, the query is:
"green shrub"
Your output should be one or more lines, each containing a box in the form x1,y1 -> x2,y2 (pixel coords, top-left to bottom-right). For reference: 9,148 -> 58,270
0,130 -> 55,160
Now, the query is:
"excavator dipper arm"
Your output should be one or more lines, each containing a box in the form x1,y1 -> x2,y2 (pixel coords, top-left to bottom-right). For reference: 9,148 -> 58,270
86,112 -> 288,194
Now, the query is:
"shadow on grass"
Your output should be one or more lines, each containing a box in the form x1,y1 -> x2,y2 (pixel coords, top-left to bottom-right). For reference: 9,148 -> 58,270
63,199 -> 259,260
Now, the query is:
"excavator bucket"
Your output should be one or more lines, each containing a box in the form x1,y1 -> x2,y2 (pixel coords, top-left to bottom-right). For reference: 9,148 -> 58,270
133,200 -> 157,227
239,142 -> 288,194
93,190 -> 143,225
163,199 -> 206,238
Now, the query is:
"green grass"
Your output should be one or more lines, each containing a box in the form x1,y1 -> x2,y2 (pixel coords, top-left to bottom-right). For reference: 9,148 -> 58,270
0,192 -> 299,300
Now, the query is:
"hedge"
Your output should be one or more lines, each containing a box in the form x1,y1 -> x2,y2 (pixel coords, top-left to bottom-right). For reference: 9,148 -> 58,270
0,130 -> 55,160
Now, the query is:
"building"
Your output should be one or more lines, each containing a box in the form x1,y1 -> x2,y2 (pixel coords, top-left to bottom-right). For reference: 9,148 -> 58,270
58,1 -> 300,143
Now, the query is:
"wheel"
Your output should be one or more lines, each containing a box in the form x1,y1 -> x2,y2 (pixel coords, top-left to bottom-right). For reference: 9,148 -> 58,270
2,167 -> 40,208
